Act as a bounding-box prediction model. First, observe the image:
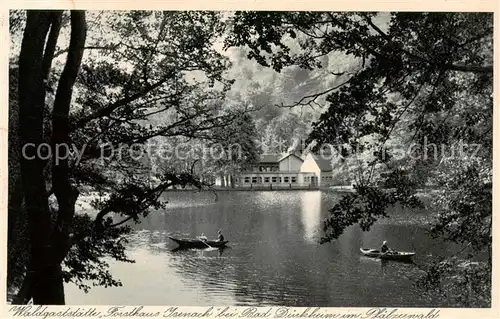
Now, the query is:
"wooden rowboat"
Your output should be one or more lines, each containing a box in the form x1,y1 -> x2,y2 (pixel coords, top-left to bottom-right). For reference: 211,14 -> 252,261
360,248 -> 415,261
168,236 -> 229,249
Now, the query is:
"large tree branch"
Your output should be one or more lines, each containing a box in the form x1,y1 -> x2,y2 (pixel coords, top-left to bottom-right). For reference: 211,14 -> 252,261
53,43 -> 121,59
74,72 -> 174,130
109,215 -> 136,228
441,63 -> 493,74
277,73 -> 356,108
93,180 -> 171,230
362,14 -> 493,74
92,163 -> 220,231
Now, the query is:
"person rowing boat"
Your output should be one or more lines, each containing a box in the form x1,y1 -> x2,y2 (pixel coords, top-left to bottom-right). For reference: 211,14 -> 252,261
168,236 -> 229,249
381,240 -> 393,254
216,230 -> 224,242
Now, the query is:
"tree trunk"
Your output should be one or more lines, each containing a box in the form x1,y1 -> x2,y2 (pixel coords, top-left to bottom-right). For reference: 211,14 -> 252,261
17,10 -> 87,305
7,66 -> 30,296
50,10 -> 86,266
19,10 -> 61,305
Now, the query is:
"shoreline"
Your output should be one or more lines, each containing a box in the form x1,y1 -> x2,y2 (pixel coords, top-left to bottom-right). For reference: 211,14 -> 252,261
163,186 -> 355,192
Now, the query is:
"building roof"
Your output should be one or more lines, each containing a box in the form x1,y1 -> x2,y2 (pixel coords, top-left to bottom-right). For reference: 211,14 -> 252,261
278,152 -> 304,163
311,154 -> 333,172
258,152 -> 304,164
259,154 -> 282,163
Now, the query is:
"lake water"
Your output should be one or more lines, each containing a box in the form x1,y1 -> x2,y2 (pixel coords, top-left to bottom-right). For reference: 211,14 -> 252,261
65,190 -> 455,307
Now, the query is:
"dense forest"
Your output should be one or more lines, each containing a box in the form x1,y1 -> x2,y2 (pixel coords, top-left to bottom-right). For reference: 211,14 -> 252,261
7,11 -> 492,306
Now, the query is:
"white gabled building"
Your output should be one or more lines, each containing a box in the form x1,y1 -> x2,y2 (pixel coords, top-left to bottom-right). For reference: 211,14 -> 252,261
216,152 -> 344,188
299,153 -> 335,187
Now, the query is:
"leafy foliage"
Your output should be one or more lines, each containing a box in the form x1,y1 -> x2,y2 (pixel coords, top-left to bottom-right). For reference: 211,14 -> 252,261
415,258 -> 491,307
8,10 -> 256,303
226,11 -> 492,306
62,214 -> 133,292
9,9 -> 493,306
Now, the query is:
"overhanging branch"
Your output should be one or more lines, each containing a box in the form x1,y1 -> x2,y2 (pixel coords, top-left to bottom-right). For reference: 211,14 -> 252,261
74,71 -> 175,130
362,14 -> 492,74
277,73 -> 355,108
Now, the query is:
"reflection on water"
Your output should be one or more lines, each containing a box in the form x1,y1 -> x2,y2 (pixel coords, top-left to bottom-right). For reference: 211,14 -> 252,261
66,190 -> 453,306
300,191 -> 322,243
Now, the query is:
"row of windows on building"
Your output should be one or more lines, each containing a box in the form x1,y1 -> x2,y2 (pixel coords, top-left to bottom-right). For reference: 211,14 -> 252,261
241,175 -> 335,184
243,176 -> 298,184
254,166 -> 280,172
303,176 -> 334,181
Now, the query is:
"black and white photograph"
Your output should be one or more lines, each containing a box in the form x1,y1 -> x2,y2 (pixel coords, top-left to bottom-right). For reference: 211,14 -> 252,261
3,7 -> 496,313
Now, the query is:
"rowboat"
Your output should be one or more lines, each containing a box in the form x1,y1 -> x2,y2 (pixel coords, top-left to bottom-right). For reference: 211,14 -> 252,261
360,248 -> 415,261
168,236 -> 229,249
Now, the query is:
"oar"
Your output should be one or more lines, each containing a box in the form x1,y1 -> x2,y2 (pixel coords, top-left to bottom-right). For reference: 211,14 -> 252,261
198,237 -> 213,249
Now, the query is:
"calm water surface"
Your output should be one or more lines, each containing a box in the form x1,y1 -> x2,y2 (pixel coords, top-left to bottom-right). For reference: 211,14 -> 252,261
66,190 -> 455,306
